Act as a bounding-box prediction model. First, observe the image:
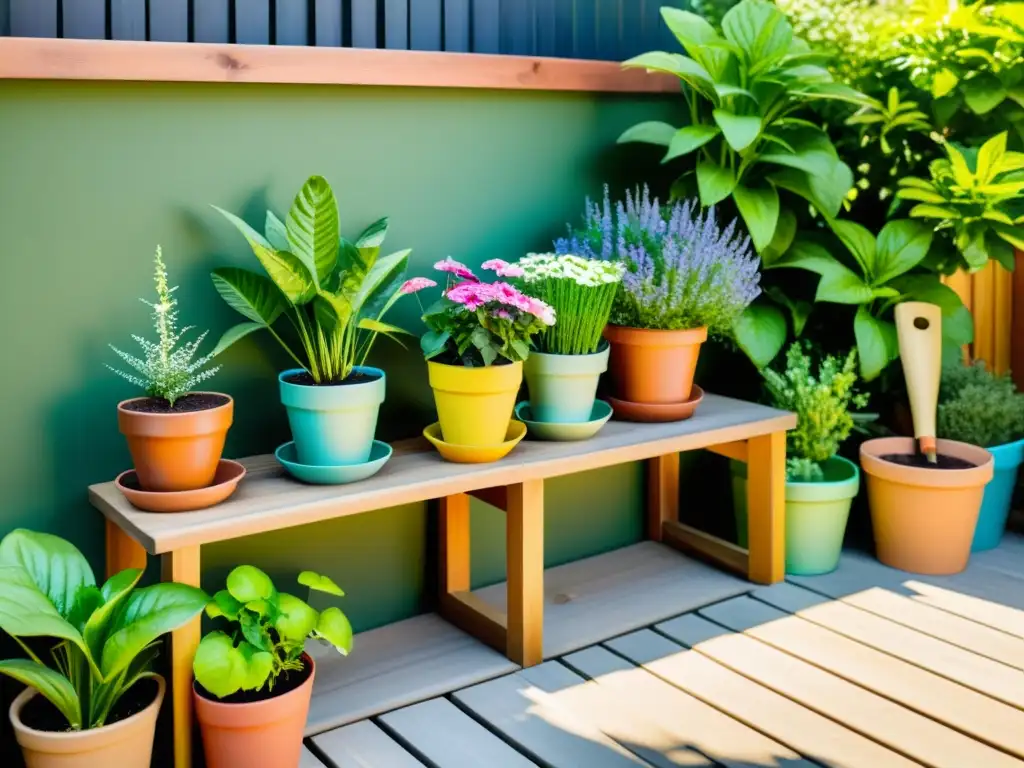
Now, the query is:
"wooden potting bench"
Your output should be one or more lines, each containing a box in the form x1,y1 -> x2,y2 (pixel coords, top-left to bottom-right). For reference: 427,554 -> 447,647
91,393 -> 794,768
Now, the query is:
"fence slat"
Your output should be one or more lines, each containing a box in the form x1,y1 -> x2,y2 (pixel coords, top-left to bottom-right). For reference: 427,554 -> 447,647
575,0 -> 598,59
502,0 -> 534,55
384,0 -> 408,48
0,0 -> 8,36
235,0 -> 271,44
352,0 -> 377,48
642,0 -> 664,52
10,0 -> 57,37
535,0 -> 555,57
410,0 -> 441,51
194,0 -> 229,42
276,0 -> 308,45
472,0 -> 500,53
109,0 -> 144,40
621,0 -> 644,59
149,0 -> 188,42
62,0 -> 105,39
444,0 -> 470,52
314,0 -> 342,46
596,0 -> 620,61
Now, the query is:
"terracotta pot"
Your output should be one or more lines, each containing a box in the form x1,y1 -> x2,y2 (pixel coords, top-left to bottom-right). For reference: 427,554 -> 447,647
10,676 -> 164,768
195,654 -> 315,768
860,437 -> 994,575
603,325 -> 707,404
117,393 -> 233,492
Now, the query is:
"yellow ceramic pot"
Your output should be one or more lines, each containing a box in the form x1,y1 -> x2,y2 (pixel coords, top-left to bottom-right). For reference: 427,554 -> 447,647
428,361 -> 523,446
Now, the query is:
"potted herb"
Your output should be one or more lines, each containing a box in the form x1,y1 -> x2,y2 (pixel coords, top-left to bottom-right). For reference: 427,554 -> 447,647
193,566 -> 352,768
938,362 -> 1024,551
0,529 -> 208,768
211,175 -> 430,469
109,246 -> 229,492
557,186 -> 761,415
515,253 -> 624,424
418,257 -> 554,448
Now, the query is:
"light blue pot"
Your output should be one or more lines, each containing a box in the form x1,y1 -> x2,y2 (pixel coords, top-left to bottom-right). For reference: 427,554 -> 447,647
972,437 -> 1024,551
523,346 -> 610,424
279,366 -> 385,467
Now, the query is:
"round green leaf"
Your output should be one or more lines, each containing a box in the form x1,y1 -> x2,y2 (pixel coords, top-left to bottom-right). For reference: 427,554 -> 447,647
854,307 -> 899,381
274,593 -> 319,643
617,121 -> 678,147
712,110 -> 762,152
733,303 -> 787,369
696,156 -> 737,206
733,182 -> 780,253
663,125 -> 722,163
205,590 -> 243,621
298,571 -> 346,597
226,565 -> 274,604
194,631 -> 246,699
315,607 -> 354,656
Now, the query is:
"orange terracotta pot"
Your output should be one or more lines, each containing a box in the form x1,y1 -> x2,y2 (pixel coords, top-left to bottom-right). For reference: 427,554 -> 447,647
603,325 -> 707,404
10,676 -> 164,768
861,437 -> 994,575
117,393 -> 233,492
194,654 -> 314,768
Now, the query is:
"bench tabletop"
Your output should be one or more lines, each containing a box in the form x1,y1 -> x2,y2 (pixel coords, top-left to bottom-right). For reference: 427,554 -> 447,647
90,393 -> 794,554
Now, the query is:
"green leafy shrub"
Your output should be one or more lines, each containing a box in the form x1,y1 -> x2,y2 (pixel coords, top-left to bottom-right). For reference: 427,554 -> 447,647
0,529 -> 208,729
938,361 -> 1024,446
194,566 -> 352,699
763,344 -> 868,481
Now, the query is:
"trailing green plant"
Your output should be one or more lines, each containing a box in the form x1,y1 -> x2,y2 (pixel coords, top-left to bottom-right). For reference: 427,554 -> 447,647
193,566 -> 352,700
210,175 -> 427,385
0,529 -> 208,729
515,253 -> 624,355
108,246 -> 221,406
618,0 -> 867,256
762,344 -> 868,481
937,360 -> 1024,446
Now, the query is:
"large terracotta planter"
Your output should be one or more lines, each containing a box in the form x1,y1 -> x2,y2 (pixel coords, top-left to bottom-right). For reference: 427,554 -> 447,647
428,361 -> 522,446
861,437 -> 994,575
118,393 -> 233,492
604,325 -> 707,404
11,676 -> 164,768
195,654 -> 314,768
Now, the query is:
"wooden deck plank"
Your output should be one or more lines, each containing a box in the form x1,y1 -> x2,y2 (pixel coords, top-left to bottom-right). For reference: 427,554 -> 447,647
700,596 -> 1024,758
754,583 -> 1024,708
379,698 -> 537,766
472,542 -> 748,659
312,720 -> 425,767
562,645 -> 812,767
305,613 -> 518,736
658,613 -> 1021,767
89,394 -> 793,553
453,665 -> 652,767
606,629 -> 920,768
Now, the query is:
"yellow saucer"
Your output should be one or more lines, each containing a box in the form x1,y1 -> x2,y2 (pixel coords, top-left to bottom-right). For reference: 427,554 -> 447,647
423,421 -> 527,463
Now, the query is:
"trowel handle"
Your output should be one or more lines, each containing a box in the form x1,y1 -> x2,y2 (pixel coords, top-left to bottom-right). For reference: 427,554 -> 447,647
895,302 -> 942,456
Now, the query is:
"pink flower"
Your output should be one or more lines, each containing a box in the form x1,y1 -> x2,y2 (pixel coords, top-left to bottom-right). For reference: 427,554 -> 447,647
481,259 -> 526,278
491,282 -> 532,312
399,277 -> 437,295
494,309 -> 513,320
527,297 -> 557,326
446,280 -> 494,311
434,257 -> 477,281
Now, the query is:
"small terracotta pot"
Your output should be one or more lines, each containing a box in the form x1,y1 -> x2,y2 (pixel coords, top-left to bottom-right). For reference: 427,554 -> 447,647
117,393 -> 233,492
604,325 -> 707,404
860,437 -> 994,575
194,654 -> 315,768
11,676 -> 164,768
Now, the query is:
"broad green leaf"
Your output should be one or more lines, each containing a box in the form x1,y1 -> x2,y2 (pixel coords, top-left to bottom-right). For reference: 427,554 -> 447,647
764,285 -> 811,336
205,589 -> 243,621
712,110 -> 761,151
769,166 -> 851,218
226,565 -> 274,604
313,291 -> 352,332
733,302 -> 787,368
664,125 -> 722,162
964,73 -> 1007,114
82,567 -> 142,662
357,318 -> 412,340
0,659 -> 81,729
314,607 -> 354,656
932,69 -> 960,99
193,631 -> 247,699
994,221 -> 1024,250
828,219 -> 876,278
874,220 -> 933,284
0,529 -> 95,619
350,249 -> 411,319
715,84 -> 757,102
889,275 -> 974,346
908,204 -> 961,220
986,230 -> 1017,270
622,52 -> 716,99
793,82 -> 871,106
298,571 -> 346,597
274,593 -> 318,642
239,610 -> 273,652
721,0 -> 792,65
618,121 -> 678,147
211,268 -> 288,329
946,143 -> 975,188
287,176 -> 340,286
421,329 -> 450,360
976,132 -> 1008,185
0,566 -> 92,661
696,157 -> 737,205
236,642 -> 274,691
895,188 -> 948,204
762,208 -> 797,267
733,182 -> 779,253
759,149 -> 837,178
264,211 -> 290,252
854,307 -> 899,381
211,322 -> 265,358
355,217 -> 390,268
66,586 -> 102,633
661,8 -> 721,56
773,239 -> 874,304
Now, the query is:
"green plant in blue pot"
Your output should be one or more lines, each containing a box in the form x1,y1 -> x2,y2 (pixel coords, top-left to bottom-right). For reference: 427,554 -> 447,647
210,176 -> 432,471
938,362 -> 1024,551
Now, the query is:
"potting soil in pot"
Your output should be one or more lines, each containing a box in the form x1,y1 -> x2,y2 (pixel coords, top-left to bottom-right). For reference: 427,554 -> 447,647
281,371 -> 381,387
194,660 -> 313,705
20,678 -> 160,733
119,393 -> 230,413
879,453 -> 977,470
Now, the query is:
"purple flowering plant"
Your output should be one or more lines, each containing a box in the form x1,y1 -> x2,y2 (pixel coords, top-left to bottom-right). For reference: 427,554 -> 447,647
556,186 -> 762,337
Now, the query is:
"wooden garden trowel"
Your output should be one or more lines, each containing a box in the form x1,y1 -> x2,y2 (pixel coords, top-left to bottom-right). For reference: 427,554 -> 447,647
895,301 -> 943,464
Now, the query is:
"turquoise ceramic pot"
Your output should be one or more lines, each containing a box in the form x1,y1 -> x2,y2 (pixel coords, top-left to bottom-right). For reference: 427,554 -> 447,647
278,366 -> 385,467
972,438 -> 1024,551
523,346 -> 610,423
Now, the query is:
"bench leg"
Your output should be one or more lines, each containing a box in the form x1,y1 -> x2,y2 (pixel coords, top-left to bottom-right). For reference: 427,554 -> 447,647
646,454 -> 679,541
440,493 -> 471,594
506,480 -> 544,667
163,546 -> 201,768
105,518 -> 146,578
747,431 -> 786,584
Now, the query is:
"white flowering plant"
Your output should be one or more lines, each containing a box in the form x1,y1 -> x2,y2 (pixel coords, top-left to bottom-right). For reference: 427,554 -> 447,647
108,246 -> 221,407
516,254 -> 624,355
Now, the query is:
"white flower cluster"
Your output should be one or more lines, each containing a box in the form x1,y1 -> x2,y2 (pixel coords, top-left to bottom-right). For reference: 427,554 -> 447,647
518,253 -> 625,287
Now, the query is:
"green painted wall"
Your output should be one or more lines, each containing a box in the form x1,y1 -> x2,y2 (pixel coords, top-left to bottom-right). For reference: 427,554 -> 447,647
0,80 -> 678,634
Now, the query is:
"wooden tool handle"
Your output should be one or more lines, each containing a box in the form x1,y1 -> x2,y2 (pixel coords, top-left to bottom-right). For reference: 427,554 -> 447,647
895,302 -> 943,447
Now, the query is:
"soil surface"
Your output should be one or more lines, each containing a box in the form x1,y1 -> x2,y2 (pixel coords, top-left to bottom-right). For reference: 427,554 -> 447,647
194,657 -> 312,704
283,371 -> 380,387
121,393 -> 229,414
880,453 -> 977,470
21,679 -> 158,732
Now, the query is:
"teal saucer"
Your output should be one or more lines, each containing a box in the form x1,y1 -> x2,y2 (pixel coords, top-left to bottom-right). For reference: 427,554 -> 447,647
514,400 -> 613,441
275,440 -> 392,485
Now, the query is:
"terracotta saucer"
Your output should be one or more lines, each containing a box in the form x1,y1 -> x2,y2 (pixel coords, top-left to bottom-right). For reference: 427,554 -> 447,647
608,386 -> 705,423
115,459 -> 246,513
